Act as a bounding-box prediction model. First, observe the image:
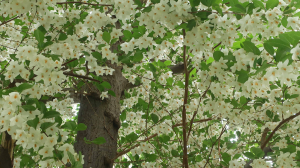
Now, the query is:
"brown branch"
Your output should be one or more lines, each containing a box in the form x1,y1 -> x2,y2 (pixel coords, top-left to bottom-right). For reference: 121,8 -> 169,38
61,55 -> 84,67
187,83 -> 211,141
57,2 -> 113,6
114,133 -> 158,160
114,159 -> 146,163
189,10 -> 245,16
63,71 -> 101,83
0,15 -> 20,26
172,118 -> 213,128
261,111 -> 300,150
182,29 -> 189,168
212,42 -> 222,50
204,122 -> 228,168
260,127 -> 270,149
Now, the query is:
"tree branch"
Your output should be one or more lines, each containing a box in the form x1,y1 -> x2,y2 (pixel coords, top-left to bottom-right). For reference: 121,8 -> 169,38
63,71 -> 101,83
182,28 -> 189,168
114,133 -> 158,160
57,2 -> 113,6
0,15 -> 20,26
261,111 -> 300,150
172,118 -> 213,128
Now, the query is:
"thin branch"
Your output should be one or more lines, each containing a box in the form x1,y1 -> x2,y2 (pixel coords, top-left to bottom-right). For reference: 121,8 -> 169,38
114,133 -> 158,160
0,15 -> 20,26
63,71 -> 101,83
187,82 -> 211,141
57,2 -> 113,6
261,111 -> 300,150
172,118 -> 213,128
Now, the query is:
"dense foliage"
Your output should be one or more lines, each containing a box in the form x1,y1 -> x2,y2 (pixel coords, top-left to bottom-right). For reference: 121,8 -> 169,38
1,0 -> 300,167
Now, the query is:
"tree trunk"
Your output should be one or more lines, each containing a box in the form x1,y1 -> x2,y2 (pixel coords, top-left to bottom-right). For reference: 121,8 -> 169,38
0,131 -> 15,168
74,67 -> 128,168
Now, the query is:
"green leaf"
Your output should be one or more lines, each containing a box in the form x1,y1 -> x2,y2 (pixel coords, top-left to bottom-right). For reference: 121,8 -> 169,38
144,153 -> 157,161
123,30 -> 132,40
58,33 -> 67,41
61,121 -> 77,131
251,147 -> 264,158
253,60 -> 273,75
22,105 -> 36,111
120,111 -> 126,121
190,0 -> 201,7
263,42 -> 274,55
236,69 -> 249,83
151,113 -> 159,123
101,81 -> 111,89
102,32 -> 111,43
281,145 -> 296,153
84,137 -> 92,144
266,0 -> 279,10
38,26 -> 47,34
187,20 -> 196,31
76,123 -> 87,131
97,44 -> 106,50
149,63 -> 156,73
240,96 -> 247,105
166,77 -> 173,86
279,31 -> 300,47
275,47 -> 291,62
266,110 -> 274,119
267,39 -> 290,48
281,16 -> 288,27
133,51 -> 143,62
55,116 -> 63,127
67,151 -> 76,165
253,0 -> 265,8
138,26 -> 146,34
232,154 -> 241,160
43,110 -> 60,119
16,83 -> 33,93
213,51 -> 224,61
91,52 -> 102,61
230,4 -> 246,13
91,137 -> 106,145
243,41 -> 260,55
37,102 -> 47,113
34,29 -> 45,44
79,36 -> 88,43
79,57 -> 85,64
40,122 -> 55,131
221,152 -> 231,164
27,117 -> 39,129
164,60 -> 172,66
108,90 -> 116,97
126,132 -> 138,142
206,57 -> 214,64
243,152 -> 255,159
171,150 -> 179,156
158,135 -> 170,143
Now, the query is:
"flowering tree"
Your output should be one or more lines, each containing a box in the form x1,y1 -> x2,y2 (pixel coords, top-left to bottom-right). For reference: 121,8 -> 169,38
1,0 -> 300,167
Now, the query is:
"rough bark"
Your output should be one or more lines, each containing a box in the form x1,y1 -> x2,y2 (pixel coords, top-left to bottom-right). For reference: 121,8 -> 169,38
74,66 -> 128,168
0,131 -> 15,168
